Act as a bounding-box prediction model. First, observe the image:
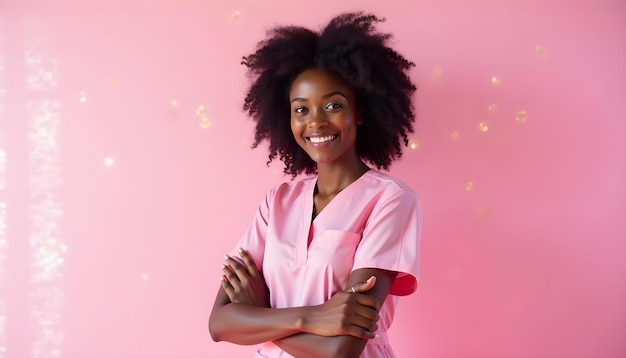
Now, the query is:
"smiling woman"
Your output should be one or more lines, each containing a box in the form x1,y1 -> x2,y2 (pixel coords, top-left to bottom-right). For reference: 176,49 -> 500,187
289,69 -> 361,170
208,12 -> 421,358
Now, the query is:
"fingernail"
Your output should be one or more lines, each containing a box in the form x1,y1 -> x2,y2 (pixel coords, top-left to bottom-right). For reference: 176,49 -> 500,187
221,264 -> 226,269
219,276 -> 225,281
367,276 -> 375,282
237,247 -> 244,254
224,254 -> 230,260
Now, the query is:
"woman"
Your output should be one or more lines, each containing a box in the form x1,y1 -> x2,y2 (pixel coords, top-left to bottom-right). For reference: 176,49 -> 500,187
209,12 -> 422,358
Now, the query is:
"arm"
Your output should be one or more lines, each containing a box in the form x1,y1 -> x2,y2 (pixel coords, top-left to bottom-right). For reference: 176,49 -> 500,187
208,251 -> 381,347
273,267 -> 397,358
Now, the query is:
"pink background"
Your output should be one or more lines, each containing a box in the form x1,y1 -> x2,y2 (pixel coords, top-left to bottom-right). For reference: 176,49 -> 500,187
1,0 -> 625,357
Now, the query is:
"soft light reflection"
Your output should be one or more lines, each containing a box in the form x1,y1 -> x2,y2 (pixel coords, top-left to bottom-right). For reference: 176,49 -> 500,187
26,19 -> 64,357
479,121 -> 489,132
169,99 -> 179,119
490,76 -> 501,86
0,150 -> 5,190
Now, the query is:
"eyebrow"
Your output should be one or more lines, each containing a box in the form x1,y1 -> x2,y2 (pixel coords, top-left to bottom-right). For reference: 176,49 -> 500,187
290,91 -> 348,103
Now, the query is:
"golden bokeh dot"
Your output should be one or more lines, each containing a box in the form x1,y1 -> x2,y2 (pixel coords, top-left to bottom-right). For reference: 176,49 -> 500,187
488,104 -> 498,113
79,90 -> 87,102
200,118 -> 212,129
534,46 -> 547,58
465,181 -> 473,191
232,10 -> 241,19
169,99 -> 180,119
196,105 -> 212,129
490,76 -> 501,86
104,157 -> 115,167
408,139 -> 419,150
195,105 -> 207,117
516,110 -> 527,123
451,131 -> 459,140
479,121 -> 489,132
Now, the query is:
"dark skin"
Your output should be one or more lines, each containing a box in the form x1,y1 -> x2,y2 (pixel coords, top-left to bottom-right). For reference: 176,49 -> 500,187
209,69 -> 398,358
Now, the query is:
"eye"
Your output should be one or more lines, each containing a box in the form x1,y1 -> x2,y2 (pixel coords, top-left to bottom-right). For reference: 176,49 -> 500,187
325,103 -> 342,110
294,106 -> 308,114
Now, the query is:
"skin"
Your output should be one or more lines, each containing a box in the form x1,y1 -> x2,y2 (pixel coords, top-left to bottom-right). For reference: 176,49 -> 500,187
209,69 -> 398,358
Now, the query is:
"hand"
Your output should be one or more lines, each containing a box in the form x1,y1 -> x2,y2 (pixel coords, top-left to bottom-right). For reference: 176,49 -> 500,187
221,248 -> 269,307
300,276 -> 380,339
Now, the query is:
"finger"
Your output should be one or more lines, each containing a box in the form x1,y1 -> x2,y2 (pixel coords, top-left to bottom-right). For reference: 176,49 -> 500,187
343,323 -> 377,339
346,312 -> 379,332
221,264 -> 241,290
354,276 -> 376,293
224,255 -> 250,284
220,276 -> 237,301
352,303 -> 380,322
354,295 -> 381,313
237,248 -> 259,277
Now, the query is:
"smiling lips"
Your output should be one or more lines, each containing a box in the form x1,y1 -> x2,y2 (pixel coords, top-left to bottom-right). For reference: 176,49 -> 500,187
307,134 -> 338,144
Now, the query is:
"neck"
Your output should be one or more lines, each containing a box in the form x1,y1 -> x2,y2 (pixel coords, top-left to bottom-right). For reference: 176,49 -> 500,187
315,160 -> 370,196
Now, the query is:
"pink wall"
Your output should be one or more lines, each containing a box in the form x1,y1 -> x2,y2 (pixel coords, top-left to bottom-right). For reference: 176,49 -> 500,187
1,0 -> 624,357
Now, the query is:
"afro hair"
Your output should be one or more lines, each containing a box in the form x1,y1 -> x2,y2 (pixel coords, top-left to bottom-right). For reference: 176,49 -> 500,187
242,12 -> 417,177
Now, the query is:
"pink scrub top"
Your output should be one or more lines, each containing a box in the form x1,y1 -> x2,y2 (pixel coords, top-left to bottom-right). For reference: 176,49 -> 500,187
230,170 -> 422,358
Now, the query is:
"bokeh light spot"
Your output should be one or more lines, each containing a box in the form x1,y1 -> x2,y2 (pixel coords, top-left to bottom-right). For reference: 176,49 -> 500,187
200,118 -> 212,129
534,46 -> 547,58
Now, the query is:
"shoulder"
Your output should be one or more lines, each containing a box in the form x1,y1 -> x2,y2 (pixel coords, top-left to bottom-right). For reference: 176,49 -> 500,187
265,175 -> 316,202
364,170 -> 420,202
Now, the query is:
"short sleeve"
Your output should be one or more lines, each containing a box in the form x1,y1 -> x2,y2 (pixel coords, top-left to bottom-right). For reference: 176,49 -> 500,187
352,189 -> 422,296
228,188 -> 275,272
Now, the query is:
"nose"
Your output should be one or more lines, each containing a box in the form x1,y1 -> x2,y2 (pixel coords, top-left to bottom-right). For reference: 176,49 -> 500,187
306,108 -> 328,128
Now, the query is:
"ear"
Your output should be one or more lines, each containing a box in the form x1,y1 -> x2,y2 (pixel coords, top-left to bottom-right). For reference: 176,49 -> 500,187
356,109 -> 364,125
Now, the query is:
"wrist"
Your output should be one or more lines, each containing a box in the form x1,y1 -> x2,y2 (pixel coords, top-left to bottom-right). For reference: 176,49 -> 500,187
292,306 -> 312,334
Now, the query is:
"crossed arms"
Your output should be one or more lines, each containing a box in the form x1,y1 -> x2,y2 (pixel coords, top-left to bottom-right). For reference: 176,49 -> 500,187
208,248 -> 397,358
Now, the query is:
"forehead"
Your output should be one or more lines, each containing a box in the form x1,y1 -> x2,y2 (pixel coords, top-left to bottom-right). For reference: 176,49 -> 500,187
289,69 -> 354,98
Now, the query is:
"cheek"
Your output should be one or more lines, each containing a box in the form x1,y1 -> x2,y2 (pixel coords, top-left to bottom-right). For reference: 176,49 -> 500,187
290,119 -> 303,140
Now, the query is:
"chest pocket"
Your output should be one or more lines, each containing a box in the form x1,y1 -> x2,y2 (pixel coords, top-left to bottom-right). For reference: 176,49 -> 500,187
309,230 -> 361,281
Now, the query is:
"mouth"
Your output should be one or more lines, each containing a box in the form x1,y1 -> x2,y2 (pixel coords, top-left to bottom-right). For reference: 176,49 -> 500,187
306,134 -> 338,144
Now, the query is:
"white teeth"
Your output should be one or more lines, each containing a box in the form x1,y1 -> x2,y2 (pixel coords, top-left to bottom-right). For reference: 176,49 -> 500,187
309,135 -> 336,143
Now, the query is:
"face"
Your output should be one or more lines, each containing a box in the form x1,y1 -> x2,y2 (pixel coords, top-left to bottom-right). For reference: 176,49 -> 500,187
289,69 -> 361,166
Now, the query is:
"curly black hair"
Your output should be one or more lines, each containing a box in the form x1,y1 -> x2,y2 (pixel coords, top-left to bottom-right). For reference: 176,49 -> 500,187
242,12 -> 416,177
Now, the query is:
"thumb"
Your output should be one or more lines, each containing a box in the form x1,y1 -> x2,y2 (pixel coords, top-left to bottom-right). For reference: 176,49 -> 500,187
354,276 -> 377,293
